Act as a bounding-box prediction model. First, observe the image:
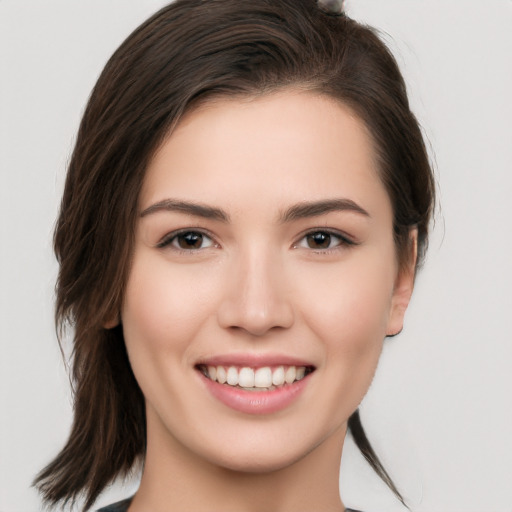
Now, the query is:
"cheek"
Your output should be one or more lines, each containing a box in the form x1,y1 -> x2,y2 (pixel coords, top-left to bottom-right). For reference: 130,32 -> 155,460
121,253 -> 218,361
298,250 -> 396,358
306,262 -> 393,338
297,255 -> 395,421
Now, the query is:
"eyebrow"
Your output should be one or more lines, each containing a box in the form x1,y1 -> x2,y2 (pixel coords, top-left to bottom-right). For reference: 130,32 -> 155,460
140,197 -> 369,223
279,198 -> 370,223
140,199 -> 230,222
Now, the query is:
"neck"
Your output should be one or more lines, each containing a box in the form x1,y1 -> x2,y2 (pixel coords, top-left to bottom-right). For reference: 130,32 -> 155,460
130,409 -> 347,512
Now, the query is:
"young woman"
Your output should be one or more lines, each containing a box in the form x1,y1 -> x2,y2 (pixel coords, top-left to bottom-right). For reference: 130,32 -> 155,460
34,0 -> 435,510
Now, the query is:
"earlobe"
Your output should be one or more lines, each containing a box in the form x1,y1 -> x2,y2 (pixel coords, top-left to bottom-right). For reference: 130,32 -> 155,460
386,229 -> 418,337
103,314 -> 120,330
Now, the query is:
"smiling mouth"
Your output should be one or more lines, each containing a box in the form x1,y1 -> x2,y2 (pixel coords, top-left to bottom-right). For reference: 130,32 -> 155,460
196,364 -> 315,391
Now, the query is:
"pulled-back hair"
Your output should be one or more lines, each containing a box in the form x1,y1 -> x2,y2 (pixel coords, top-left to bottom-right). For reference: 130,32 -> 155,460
35,0 -> 435,509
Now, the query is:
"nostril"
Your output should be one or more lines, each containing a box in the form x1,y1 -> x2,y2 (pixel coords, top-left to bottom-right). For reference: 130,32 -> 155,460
216,300 -> 295,336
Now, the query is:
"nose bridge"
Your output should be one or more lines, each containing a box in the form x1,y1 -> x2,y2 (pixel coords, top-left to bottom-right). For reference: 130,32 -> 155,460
217,242 -> 294,336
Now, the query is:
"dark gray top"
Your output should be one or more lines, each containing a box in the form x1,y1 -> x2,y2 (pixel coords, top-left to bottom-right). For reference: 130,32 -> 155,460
97,497 -> 363,512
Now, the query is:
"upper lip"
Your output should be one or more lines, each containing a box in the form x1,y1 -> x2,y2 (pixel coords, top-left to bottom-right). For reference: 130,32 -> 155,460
196,353 -> 315,368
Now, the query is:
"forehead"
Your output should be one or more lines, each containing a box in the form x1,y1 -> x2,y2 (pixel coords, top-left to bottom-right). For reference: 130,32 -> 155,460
140,90 -> 390,220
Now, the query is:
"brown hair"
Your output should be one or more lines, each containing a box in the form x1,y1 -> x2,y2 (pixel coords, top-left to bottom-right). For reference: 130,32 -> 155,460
35,0 -> 435,509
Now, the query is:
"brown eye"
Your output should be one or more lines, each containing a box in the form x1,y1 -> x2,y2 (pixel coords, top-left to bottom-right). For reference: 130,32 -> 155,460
295,230 -> 350,251
306,232 -> 332,249
176,232 -> 205,249
157,231 -> 215,250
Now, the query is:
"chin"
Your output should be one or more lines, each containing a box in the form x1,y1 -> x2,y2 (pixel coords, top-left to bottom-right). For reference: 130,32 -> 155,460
186,420 -> 341,476
204,446 -> 312,475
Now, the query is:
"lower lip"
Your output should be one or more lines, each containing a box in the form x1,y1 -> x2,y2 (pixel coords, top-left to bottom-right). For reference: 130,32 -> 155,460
199,371 -> 311,415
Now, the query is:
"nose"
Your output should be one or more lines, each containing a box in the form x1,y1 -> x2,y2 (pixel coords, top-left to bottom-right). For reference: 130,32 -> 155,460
216,248 -> 294,337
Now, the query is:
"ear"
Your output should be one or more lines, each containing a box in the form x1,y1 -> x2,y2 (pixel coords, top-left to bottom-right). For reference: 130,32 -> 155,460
103,313 -> 120,330
386,229 -> 418,337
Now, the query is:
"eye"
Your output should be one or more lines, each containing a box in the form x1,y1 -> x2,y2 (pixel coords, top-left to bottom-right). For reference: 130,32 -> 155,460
295,230 -> 352,251
158,230 -> 215,250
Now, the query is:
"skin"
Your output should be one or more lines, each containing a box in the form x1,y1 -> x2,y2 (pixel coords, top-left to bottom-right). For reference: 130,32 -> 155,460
120,90 -> 416,512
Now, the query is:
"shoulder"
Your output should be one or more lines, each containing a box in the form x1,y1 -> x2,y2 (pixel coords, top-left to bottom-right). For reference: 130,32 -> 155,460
96,497 -> 133,512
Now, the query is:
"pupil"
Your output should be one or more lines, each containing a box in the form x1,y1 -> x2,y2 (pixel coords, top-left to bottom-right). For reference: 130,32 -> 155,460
179,232 -> 203,249
308,232 -> 330,249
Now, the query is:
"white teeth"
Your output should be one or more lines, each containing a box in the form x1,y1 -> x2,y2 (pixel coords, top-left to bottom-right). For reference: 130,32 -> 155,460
216,366 -> 227,384
226,366 -> 239,386
272,366 -> 285,386
285,366 -> 296,384
254,367 -> 272,388
238,367 -> 255,387
204,364 -> 310,388
295,367 -> 306,381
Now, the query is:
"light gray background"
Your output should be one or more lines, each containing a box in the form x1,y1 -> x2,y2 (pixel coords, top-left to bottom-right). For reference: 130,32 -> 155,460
1,1 -> 511,511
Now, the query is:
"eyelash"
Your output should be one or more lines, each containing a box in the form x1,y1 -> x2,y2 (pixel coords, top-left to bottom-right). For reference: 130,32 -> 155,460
156,229 -> 356,253
293,229 -> 356,253
156,229 -> 217,252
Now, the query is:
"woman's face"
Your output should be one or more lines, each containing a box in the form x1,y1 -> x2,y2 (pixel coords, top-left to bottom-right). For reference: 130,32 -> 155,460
121,91 -> 415,472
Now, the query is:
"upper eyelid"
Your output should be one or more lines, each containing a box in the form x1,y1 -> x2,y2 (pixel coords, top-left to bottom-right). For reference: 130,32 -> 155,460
294,227 -> 356,245
156,228 -> 218,248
